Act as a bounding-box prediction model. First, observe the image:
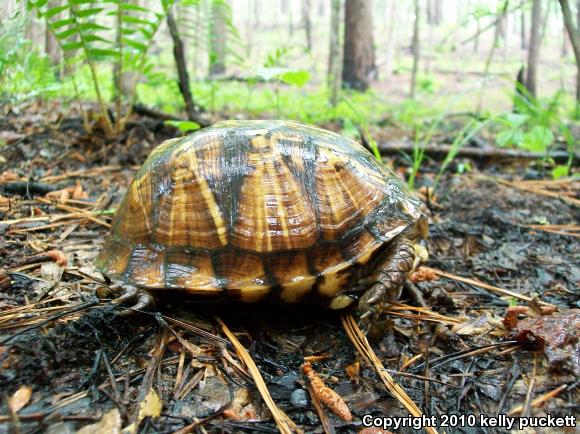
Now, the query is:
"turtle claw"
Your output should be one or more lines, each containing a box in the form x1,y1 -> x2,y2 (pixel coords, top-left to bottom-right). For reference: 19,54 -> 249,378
110,285 -> 154,315
111,285 -> 139,304
358,301 -> 383,335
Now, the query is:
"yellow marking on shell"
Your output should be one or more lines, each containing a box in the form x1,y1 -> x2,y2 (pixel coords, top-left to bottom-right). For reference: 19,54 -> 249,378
318,263 -> 352,297
329,294 -> 356,310
154,145 -> 227,248
116,174 -> 154,243
280,277 -> 317,303
184,149 -> 228,246
239,286 -> 271,303
267,251 -> 315,303
165,251 -> 218,293
232,135 -> 318,252
149,137 -> 182,159
315,148 -> 384,239
215,252 -> 270,299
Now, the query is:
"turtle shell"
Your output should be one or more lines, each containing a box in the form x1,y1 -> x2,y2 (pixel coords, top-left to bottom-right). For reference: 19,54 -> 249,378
96,120 -> 424,304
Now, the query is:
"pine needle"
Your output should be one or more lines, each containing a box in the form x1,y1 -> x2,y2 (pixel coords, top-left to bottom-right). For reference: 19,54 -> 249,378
216,317 -> 302,434
421,266 -> 556,308
341,313 -> 439,434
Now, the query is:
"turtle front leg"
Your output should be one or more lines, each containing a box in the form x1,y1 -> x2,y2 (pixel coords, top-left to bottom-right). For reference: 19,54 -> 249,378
99,283 -> 155,315
358,236 -> 416,333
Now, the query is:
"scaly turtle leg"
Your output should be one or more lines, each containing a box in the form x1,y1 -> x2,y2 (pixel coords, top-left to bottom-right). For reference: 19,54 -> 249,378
358,236 -> 416,333
99,283 -> 155,315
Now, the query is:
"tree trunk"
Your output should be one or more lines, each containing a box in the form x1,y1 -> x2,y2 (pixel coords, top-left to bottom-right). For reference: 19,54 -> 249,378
384,0 -> 398,79
328,0 -> 342,105
44,0 -> 61,66
474,17 -> 480,52
526,0 -> 542,97
410,0 -> 420,98
434,0 -> 442,25
209,0 -> 227,76
503,12 -> 509,59
302,0 -> 312,52
558,0 -> 580,111
478,0 -> 509,111
520,7 -> 527,49
167,8 -> 199,122
342,0 -> 375,91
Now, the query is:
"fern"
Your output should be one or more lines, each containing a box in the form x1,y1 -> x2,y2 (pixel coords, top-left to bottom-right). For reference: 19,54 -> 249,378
26,0 -> 174,135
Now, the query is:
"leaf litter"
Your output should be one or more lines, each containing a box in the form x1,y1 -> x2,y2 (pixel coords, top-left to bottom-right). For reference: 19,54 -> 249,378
0,101 -> 578,432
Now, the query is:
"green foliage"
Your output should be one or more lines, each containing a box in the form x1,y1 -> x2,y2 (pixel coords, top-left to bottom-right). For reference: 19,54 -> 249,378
497,84 -> 575,177
0,11 -> 61,100
164,119 -> 201,133
342,98 -> 381,162
26,0 -> 174,134
433,118 -> 491,192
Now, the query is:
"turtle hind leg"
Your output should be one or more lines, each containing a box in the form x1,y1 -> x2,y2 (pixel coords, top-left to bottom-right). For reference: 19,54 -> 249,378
107,283 -> 155,315
358,236 -> 416,333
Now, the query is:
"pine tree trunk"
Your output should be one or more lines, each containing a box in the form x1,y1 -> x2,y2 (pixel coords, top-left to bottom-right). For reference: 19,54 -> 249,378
302,0 -> 312,52
328,0 -> 342,105
558,0 -> 580,112
410,0 -> 421,98
384,0 -> 398,79
342,0 -> 375,91
526,0 -> 542,97
520,7 -> 527,49
209,0 -> 227,76
44,0 -> 61,66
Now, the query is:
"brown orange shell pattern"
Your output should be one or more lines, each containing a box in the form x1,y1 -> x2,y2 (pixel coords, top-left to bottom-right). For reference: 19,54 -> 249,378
95,120 -> 424,303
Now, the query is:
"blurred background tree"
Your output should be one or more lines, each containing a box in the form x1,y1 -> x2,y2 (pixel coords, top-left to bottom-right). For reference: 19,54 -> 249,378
0,0 -> 578,134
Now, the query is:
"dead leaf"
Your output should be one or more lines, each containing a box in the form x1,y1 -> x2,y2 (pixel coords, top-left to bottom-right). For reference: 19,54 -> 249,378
122,388 -> 162,434
77,408 -> 121,434
8,386 -> 32,413
511,309 -> 580,375
345,361 -> 360,384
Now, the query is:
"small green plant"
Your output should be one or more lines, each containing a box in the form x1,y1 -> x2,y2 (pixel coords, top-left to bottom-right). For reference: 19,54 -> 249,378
342,98 -> 381,162
433,118 -> 491,192
164,120 -> 201,134
0,11 -> 61,101
27,0 -> 175,136
497,84 -> 575,178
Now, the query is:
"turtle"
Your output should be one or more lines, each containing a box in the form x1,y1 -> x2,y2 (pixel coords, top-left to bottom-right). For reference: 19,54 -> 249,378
95,120 -> 428,329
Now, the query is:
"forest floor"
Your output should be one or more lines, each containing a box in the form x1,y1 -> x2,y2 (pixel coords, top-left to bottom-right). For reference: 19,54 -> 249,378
0,100 -> 578,434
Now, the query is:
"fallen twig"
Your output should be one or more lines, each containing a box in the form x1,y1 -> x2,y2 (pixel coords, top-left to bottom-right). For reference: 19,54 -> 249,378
377,141 -> 577,163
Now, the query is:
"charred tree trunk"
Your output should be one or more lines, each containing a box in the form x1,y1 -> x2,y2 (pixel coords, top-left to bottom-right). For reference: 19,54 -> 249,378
410,0 -> 421,98
167,8 -> 199,122
513,65 -> 526,111
328,0 -> 342,105
302,0 -> 312,52
526,0 -> 542,97
558,0 -> 580,112
342,0 -> 375,91
209,0 -> 227,76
